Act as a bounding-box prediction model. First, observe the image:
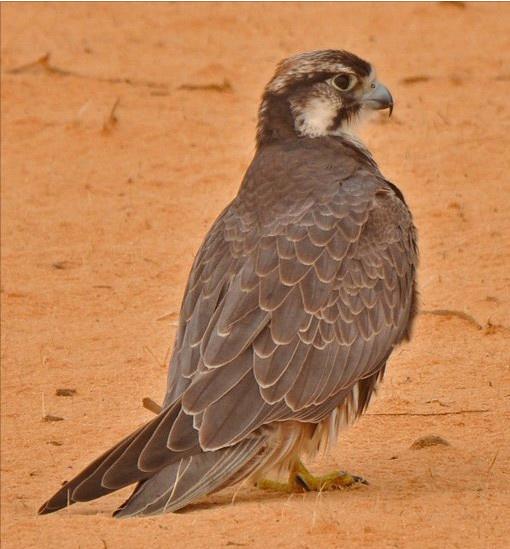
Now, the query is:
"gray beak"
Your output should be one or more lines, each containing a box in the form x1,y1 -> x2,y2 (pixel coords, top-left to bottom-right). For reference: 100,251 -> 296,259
363,82 -> 394,116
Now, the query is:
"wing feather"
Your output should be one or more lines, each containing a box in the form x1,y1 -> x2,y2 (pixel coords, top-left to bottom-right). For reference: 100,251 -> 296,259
253,336 -> 300,388
199,370 -> 267,450
182,348 -> 253,413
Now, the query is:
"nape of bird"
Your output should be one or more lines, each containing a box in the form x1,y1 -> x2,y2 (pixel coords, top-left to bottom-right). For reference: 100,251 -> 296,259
40,49 -> 417,518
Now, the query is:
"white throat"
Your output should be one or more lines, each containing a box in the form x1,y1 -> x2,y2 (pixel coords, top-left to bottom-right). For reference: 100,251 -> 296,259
290,96 -> 371,156
291,96 -> 337,138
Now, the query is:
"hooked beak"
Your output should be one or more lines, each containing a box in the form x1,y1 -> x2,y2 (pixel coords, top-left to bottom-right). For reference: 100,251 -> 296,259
363,82 -> 393,116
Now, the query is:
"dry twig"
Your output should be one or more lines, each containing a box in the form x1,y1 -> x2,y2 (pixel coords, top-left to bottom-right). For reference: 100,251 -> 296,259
366,409 -> 489,417
420,308 -> 482,329
439,1 -> 466,8
6,52 -> 169,90
178,78 -> 233,93
42,414 -> 64,422
102,97 -> 120,133
400,75 -> 432,85
142,397 -> 162,415
56,388 -> 76,397
487,450 -> 499,474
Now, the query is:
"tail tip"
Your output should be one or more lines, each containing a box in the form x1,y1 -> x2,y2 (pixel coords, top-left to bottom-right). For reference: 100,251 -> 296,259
38,500 -> 55,515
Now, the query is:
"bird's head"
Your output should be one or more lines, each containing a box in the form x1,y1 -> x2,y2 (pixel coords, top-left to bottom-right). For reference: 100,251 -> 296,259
256,49 -> 393,147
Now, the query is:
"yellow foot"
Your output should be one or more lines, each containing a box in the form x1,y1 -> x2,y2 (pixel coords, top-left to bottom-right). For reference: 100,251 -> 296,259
256,478 -> 298,493
257,460 -> 368,493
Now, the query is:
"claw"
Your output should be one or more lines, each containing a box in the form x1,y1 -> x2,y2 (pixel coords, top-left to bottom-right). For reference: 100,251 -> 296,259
295,474 -> 311,491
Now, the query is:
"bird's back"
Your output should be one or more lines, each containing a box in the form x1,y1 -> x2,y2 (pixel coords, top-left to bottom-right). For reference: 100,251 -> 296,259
165,135 -> 417,444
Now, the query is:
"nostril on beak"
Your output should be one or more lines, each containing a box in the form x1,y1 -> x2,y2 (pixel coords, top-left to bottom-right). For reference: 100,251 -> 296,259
364,83 -> 393,115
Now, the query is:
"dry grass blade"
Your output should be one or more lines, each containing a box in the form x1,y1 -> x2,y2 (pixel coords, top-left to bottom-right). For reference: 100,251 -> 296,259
487,450 -> 499,474
156,311 -> 178,322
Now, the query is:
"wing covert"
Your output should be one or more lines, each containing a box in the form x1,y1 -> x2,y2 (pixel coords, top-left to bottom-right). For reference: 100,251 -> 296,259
176,170 -> 417,451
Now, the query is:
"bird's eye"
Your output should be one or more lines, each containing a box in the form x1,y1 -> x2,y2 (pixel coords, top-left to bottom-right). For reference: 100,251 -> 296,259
331,74 -> 357,92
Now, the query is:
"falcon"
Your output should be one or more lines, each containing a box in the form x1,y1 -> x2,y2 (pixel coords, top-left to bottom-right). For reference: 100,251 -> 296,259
40,49 -> 417,517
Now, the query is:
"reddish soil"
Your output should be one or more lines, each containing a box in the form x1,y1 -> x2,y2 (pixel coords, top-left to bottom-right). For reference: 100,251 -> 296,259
1,3 -> 509,548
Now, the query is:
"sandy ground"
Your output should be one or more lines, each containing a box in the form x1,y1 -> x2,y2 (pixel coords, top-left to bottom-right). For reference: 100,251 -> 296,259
1,3 -> 509,548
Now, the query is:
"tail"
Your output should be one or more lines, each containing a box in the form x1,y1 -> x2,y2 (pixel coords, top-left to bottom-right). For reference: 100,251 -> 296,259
114,437 -> 265,517
38,401 -> 266,517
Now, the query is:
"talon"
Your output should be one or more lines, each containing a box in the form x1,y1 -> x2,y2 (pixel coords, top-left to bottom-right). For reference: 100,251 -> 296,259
295,474 -> 311,491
